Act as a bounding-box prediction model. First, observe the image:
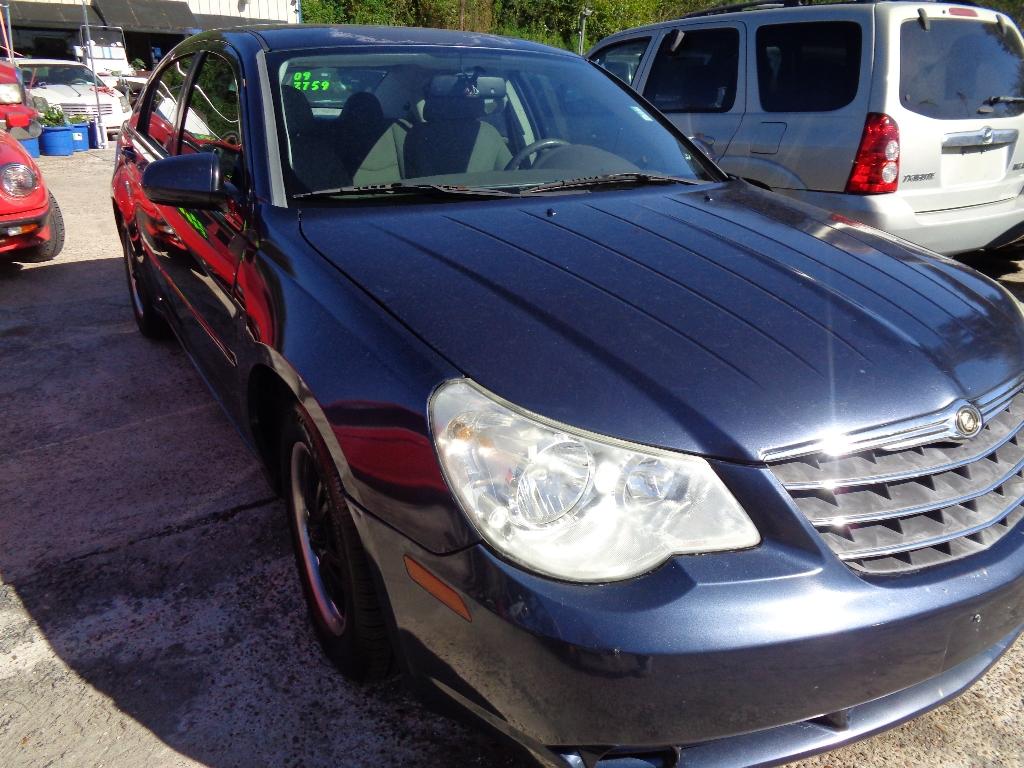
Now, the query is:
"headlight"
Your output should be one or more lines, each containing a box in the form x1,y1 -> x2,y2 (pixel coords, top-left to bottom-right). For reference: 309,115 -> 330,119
0,83 -> 21,104
1,163 -> 38,197
431,380 -> 759,582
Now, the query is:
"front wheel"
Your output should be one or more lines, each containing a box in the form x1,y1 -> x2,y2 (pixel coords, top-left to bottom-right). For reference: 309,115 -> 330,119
20,192 -> 64,263
280,405 -> 395,681
119,223 -> 169,339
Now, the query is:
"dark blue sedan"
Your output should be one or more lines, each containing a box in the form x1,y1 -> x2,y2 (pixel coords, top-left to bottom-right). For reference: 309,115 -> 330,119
111,24 -> 1024,768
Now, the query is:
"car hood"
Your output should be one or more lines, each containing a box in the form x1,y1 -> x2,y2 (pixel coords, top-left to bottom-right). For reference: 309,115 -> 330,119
299,181 -> 1024,462
30,84 -> 114,102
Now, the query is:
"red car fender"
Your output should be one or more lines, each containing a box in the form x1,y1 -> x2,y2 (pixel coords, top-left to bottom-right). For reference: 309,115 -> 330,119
0,129 -> 49,216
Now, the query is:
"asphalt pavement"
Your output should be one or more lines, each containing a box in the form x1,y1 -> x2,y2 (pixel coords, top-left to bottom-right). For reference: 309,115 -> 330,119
0,150 -> 1021,768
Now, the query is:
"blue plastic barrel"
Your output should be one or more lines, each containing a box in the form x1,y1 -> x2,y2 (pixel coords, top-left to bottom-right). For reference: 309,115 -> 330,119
18,137 -> 39,158
70,126 -> 88,151
39,126 -> 74,156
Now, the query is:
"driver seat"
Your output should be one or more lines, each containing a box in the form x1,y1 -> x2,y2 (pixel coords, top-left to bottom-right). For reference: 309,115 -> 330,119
404,76 -> 512,178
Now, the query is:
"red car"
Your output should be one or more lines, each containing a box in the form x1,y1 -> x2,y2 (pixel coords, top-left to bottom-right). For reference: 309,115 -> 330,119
0,128 -> 63,263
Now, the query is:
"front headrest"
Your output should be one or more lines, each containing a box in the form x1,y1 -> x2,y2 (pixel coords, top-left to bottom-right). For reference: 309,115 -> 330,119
422,75 -> 507,123
339,91 -> 384,126
281,84 -> 314,135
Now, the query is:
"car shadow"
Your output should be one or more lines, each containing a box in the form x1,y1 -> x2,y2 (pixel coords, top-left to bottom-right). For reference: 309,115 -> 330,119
958,248 -> 1024,299
0,256 -> 530,768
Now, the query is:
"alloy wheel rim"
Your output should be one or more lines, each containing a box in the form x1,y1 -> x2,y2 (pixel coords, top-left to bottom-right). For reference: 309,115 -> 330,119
290,441 -> 347,636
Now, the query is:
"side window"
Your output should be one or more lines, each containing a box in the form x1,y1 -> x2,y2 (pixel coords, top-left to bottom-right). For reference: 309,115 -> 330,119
590,38 -> 651,85
643,28 -> 739,113
756,22 -> 862,112
180,53 -> 244,188
142,54 -> 194,153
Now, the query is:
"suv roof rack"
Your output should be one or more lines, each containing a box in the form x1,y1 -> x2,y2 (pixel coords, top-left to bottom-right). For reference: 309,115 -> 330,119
680,0 -> 977,20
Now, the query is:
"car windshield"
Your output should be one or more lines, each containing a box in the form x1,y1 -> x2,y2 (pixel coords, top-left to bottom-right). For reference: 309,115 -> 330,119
21,63 -> 103,89
270,47 -> 715,198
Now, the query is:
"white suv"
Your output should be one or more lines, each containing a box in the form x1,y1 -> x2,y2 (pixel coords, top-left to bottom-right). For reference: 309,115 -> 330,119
590,1 -> 1024,256
18,58 -> 132,139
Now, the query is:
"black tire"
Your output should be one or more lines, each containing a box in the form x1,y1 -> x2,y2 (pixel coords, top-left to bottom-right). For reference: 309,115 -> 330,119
119,222 -> 170,339
280,405 -> 395,681
20,192 -> 64,263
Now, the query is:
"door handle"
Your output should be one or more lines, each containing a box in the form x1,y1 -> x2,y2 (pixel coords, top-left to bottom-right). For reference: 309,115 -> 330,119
120,144 -> 137,161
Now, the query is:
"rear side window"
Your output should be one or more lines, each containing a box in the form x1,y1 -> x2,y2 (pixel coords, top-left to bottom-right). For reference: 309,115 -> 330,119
142,54 -> 194,153
756,22 -> 861,112
591,38 -> 650,85
643,28 -> 739,113
900,20 -> 1024,119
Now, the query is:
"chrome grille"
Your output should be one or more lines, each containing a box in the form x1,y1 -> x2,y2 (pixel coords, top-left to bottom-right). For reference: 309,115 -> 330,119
768,382 -> 1024,575
59,102 -> 113,117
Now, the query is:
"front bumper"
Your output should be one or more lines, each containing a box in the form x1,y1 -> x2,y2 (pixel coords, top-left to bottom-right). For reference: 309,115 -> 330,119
0,202 -> 50,258
352,461 -> 1024,767
784,188 -> 1024,256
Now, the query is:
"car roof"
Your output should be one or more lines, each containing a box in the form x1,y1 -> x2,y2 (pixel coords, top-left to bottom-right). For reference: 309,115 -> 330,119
594,0 -> 1002,38
15,58 -> 92,66
218,24 -> 573,57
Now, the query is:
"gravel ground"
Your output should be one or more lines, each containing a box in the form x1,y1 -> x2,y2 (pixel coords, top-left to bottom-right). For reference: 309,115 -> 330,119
0,150 -> 1021,768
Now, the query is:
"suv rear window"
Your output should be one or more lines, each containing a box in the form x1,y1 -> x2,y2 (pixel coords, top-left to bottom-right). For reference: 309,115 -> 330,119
756,21 -> 861,112
900,19 -> 1024,119
643,28 -> 739,113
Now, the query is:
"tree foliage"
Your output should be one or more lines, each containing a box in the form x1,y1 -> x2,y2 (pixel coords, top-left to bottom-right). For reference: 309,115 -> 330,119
301,0 -> 1024,50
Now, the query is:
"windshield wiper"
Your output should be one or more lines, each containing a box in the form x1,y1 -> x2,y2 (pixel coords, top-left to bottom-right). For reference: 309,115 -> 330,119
522,172 -> 702,195
979,95 -> 1024,113
293,182 -> 518,201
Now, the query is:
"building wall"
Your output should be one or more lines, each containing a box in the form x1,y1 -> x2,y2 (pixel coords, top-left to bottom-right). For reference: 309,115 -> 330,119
13,0 -> 297,24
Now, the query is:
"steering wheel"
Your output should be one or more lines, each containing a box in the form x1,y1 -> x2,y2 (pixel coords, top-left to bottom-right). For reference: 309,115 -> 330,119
506,138 -> 570,170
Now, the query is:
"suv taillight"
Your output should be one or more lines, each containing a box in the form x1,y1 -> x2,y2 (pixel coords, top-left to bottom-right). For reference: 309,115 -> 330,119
845,113 -> 900,194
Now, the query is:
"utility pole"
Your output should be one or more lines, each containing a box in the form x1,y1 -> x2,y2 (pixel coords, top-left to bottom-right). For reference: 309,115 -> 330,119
1,2 -> 13,62
80,0 -> 105,148
577,7 -> 593,55
460,0 -> 466,31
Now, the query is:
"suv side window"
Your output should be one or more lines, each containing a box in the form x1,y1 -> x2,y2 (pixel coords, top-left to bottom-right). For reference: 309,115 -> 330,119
142,54 -> 195,153
642,28 -> 739,113
180,53 -> 244,189
591,38 -> 651,85
756,22 -> 861,112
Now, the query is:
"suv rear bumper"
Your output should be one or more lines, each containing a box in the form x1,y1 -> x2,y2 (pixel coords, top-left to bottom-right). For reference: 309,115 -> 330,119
785,188 -> 1024,256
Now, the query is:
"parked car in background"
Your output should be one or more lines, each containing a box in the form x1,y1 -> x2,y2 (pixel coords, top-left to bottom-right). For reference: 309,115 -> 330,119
590,0 -> 1024,256
18,58 -> 131,139
114,24 -> 1024,768
0,128 -> 62,263
0,60 -> 39,135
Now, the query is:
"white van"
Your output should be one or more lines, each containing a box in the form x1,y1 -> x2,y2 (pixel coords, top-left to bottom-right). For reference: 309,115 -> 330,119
590,1 -> 1024,256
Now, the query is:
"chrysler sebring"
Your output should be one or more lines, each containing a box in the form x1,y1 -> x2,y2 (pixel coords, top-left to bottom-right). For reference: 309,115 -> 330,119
111,25 -> 1024,768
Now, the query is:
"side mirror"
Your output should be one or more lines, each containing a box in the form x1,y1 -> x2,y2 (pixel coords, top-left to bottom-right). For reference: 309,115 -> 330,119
142,152 -> 226,209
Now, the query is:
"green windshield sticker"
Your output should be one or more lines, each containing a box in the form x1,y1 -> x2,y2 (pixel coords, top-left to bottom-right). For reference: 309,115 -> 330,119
178,207 -> 208,239
291,70 -> 330,92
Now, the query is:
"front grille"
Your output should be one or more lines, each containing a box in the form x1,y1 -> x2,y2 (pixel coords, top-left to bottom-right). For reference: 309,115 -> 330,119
768,382 -> 1024,575
59,102 -> 113,117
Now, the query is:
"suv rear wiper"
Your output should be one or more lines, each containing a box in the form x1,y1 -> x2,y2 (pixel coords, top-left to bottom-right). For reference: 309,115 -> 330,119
293,183 -> 518,201
979,95 -> 1024,113
522,172 -> 702,195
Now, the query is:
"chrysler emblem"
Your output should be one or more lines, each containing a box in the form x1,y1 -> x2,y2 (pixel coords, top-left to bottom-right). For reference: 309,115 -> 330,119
955,405 -> 983,438
981,126 -> 994,145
